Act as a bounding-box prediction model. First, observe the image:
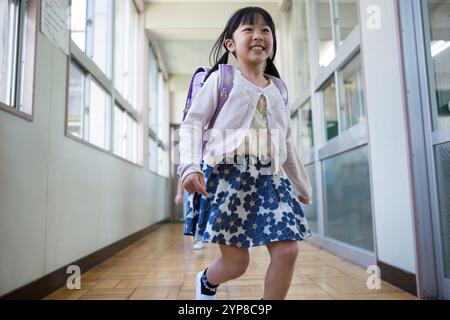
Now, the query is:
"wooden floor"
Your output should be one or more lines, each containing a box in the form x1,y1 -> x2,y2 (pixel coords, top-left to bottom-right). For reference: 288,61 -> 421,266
44,223 -> 416,300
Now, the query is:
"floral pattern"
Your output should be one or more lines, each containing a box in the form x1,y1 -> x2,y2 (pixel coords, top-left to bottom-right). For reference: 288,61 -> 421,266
184,156 -> 311,248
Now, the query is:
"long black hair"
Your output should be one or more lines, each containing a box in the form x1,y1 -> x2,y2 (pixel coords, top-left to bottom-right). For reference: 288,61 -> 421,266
204,7 -> 280,83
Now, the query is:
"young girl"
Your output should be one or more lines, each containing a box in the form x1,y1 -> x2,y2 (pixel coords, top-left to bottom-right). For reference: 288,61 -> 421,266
178,6 -> 313,300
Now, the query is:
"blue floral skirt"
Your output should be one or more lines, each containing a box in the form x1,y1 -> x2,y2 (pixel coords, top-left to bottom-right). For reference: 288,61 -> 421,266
183,156 -> 311,248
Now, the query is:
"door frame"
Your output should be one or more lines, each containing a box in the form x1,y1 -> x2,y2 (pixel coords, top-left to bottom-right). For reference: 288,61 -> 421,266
397,0 -> 450,299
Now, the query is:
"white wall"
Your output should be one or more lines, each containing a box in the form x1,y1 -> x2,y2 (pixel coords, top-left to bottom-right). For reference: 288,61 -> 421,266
0,32 -> 171,296
169,74 -> 191,125
359,0 -> 416,273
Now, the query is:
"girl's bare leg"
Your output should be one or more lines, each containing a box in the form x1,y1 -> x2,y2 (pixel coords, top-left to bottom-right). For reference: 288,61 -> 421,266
205,244 -> 250,285
263,240 -> 299,300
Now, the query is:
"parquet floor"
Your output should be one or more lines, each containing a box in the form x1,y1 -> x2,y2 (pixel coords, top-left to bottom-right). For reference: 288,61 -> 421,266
44,223 -> 417,300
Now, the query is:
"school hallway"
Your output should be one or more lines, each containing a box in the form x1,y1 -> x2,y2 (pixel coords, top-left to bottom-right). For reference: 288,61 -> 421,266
1,0 -> 450,301
43,223 -> 415,300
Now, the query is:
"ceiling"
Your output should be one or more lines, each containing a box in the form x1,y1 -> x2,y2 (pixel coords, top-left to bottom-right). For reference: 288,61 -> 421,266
144,0 -> 283,76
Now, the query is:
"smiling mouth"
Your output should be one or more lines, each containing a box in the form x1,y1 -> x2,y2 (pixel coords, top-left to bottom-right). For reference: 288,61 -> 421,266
250,45 -> 265,50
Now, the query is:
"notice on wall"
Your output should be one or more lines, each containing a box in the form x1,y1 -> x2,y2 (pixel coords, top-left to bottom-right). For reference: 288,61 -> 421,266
41,0 -> 70,55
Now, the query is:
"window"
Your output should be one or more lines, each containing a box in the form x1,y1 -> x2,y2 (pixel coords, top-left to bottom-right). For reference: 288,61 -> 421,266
294,0 -> 310,100
337,54 -> 365,130
316,0 -> 359,69
113,104 -> 139,162
322,146 -> 374,252
67,1 -> 141,165
89,79 -> 110,149
92,0 -> 112,77
67,62 -> 85,138
333,0 -> 358,46
0,0 -> 37,118
70,0 -> 113,77
303,164 -> 317,233
114,0 -> 139,107
317,0 -> 335,68
427,0 -> 450,131
321,77 -> 338,141
299,100 -> 314,150
290,100 -> 314,152
148,46 -> 169,177
148,138 -> 158,173
0,0 -> 20,106
70,0 -> 86,51
425,0 -> 450,279
319,54 -> 364,142
68,60 -> 111,149
148,49 -> 159,131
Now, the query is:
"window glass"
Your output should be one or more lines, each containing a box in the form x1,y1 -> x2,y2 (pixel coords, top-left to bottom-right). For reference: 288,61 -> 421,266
317,0 -> 335,68
68,62 -> 85,138
338,54 -> 366,130
92,0 -> 111,76
89,79 -> 110,149
113,104 -> 125,157
322,78 -> 338,141
323,146 -> 374,252
334,0 -> 359,45
0,0 -> 20,106
300,100 -> 314,149
427,0 -> 450,130
70,0 -> 87,51
294,0 -> 310,98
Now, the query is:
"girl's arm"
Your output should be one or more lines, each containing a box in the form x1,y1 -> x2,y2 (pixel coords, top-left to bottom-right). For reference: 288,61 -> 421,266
282,105 -> 313,203
176,177 -> 184,196
178,71 -> 220,183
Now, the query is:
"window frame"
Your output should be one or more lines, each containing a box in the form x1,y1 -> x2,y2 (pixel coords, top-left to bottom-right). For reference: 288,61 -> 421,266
0,0 -> 38,121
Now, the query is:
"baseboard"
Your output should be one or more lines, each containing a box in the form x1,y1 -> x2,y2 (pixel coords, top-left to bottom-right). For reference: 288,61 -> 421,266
1,219 -> 169,300
378,260 -> 417,297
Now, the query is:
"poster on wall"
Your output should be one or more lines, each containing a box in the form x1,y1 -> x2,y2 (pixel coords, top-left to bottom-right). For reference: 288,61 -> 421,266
41,0 -> 70,55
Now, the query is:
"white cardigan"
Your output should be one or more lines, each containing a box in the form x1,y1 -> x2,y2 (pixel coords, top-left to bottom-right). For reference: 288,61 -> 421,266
178,66 -> 313,201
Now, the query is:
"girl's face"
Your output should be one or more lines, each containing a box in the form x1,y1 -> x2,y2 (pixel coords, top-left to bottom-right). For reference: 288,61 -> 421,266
225,15 -> 274,69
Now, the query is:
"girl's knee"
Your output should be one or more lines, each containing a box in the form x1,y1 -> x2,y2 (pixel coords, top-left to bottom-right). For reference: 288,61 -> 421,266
224,255 -> 249,278
271,241 -> 299,264
220,245 -> 249,278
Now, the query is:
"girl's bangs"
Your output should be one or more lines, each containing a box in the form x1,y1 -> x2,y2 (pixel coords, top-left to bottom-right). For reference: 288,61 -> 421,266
238,9 -> 273,28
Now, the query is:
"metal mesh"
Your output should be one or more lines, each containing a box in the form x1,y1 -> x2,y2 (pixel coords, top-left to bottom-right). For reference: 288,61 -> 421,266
435,142 -> 450,278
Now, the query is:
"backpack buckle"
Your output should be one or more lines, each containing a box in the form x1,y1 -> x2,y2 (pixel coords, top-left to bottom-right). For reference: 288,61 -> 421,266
220,90 -> 228,99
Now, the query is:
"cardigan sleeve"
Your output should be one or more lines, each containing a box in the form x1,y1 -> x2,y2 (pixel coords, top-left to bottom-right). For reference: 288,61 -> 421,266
282,106 -> 313,202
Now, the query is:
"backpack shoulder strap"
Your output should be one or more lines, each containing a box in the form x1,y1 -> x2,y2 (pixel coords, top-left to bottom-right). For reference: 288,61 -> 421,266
205,64 -> 234,130
182,66 -> 210,121
267,75 -> 289,107
201,64 -> 234,155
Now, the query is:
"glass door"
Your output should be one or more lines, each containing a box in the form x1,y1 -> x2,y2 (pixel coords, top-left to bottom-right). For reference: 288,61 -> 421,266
422,0 -> 450,299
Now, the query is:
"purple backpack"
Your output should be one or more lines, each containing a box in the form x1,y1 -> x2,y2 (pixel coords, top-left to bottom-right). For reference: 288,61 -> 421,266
182,64 -> 288,154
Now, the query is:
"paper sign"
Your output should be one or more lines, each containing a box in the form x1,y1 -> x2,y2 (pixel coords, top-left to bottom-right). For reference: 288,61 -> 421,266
41,0 -> 70,55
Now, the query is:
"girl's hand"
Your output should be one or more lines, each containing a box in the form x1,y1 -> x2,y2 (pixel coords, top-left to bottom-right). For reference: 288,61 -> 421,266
183,173 -> 208,197
174,194 -> 183,206
298,194 -> 311,205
